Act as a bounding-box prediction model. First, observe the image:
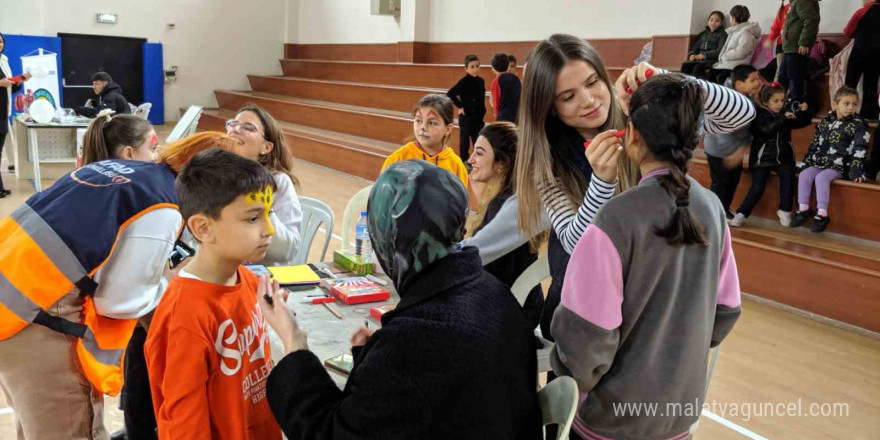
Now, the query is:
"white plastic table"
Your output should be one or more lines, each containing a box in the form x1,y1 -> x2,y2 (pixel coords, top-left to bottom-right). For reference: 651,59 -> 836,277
21,119 -> 89,191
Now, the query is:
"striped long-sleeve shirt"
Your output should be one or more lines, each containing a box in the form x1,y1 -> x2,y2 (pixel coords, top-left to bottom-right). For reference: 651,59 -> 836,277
541,73 -> 756,254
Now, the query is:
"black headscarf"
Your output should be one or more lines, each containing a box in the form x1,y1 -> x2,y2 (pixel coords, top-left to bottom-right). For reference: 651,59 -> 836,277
367,160 -> 468,293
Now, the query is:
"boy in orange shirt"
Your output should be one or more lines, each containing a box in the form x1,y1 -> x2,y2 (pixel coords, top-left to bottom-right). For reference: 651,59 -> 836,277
145,148 -> 283,440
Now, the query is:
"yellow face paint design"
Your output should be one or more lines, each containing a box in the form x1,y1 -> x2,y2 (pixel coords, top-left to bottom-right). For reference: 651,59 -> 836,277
247,185 -> 275,236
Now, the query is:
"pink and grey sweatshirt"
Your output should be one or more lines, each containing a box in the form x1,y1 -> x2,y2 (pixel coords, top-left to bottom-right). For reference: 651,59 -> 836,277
550,168 -> 742,440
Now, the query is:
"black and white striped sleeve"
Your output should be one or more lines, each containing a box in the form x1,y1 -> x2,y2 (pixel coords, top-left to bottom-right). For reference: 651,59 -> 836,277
539,176 -> 617,254
653,68 -> 755,134
699,79 -> 756,134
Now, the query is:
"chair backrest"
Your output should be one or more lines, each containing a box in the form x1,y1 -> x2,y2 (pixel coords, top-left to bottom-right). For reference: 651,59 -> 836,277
539,376 -> 579,440
511,255 -> 550,306
341,185 -> 373,252
295,197 -> 334,264
166,105 -> 203,143
129,103 -> 138,114
134,103 -> 152,120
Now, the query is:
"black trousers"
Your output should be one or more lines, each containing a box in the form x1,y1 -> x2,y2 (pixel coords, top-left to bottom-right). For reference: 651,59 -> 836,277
845,50 -> 880,120
714,68 -> 733,85
0,131 -> 6,191
681,61 -> 714,80
457,115 -> 484,163
736,164 -> 795,217
778,53 -> 809,102
122,325 -> 158,440
866,126 -> 880,178
706,153 -> 742,215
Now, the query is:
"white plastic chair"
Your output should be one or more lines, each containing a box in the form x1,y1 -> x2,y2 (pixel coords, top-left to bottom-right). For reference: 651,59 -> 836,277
129,103 -> 138,114
134,103 -> 152,120
294,197 -> 334,264
539,376 -> 579,440
510,255 -> 554,372
341,185 -> 373,252
511,256 -> 549,307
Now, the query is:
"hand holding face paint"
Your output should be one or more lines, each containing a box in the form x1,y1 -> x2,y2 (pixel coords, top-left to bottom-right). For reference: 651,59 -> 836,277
257,274 -> 308,355
584,129 -> 624,184
615,62 -> 657,116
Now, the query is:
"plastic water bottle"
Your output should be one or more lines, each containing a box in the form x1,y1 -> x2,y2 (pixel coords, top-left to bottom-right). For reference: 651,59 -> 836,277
355,211 -> 372,263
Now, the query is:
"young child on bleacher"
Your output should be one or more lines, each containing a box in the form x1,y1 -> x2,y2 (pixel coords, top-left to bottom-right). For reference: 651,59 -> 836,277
382,93 -> 469,189
791,86 -> 870,232
145,148 -> 282,439
730,82 -> 812,227
447,55 -> 486,164
681,11 -> 727,80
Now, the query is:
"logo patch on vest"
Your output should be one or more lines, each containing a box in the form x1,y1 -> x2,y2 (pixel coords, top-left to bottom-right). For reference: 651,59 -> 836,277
70,162 -> 135,187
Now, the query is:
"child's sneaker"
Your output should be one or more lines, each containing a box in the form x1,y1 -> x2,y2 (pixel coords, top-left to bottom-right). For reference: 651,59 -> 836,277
790,209 -> 814,228
777,210 -> 792,227
810,215 -> 830,233
729,213 -> 746,227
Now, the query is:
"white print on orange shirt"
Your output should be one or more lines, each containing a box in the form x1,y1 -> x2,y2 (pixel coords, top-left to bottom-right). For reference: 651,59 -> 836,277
243,362 -> 273,403
214,303 -> 271,376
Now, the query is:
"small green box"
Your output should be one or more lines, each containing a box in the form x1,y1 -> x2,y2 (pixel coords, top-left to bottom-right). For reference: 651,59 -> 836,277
333,250 -> 374,275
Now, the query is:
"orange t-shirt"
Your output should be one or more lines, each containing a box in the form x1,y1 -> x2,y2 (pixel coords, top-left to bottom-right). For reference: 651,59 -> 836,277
145,266 -> 281,440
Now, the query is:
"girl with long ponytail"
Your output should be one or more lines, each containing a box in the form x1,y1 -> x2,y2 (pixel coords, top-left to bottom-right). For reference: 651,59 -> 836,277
548,73 -> 743,440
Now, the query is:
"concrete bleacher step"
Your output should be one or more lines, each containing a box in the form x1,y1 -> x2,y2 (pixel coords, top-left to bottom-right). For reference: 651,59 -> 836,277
199,108 -> 397,181
689,153 -> 880,242
729,218 -> 880,333
248,75 -> 495,120
214,90 -> 462,152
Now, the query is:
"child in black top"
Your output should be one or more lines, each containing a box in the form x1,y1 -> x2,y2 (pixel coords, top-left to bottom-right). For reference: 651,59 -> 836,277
447,54 -> 486,163
730,82 -> 812,227
491,52 -> 522,123
681,11 -> 728,80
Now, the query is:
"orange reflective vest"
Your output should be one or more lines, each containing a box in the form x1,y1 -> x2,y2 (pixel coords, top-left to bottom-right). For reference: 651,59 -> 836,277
0,160 -> 179,396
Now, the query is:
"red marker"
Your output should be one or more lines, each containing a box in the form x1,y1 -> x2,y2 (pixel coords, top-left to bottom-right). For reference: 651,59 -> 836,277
584,129 -> 627,149
302,295 -> 335,304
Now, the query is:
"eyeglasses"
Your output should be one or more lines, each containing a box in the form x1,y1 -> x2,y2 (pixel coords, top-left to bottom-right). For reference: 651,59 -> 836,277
225,119 -> 263,135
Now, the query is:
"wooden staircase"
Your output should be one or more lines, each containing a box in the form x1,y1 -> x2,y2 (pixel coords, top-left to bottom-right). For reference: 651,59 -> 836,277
201,38 -> 880,334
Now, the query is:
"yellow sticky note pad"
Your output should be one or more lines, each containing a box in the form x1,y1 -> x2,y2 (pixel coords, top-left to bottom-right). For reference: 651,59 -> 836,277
267,265 -> 321,285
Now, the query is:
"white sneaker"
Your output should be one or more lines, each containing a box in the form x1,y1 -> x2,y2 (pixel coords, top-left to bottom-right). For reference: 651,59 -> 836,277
729,213 -> 746,227
777,210 -> 792,227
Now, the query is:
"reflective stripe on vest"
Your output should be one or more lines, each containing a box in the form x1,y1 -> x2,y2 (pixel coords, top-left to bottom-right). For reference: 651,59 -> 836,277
0,204 -> 134,396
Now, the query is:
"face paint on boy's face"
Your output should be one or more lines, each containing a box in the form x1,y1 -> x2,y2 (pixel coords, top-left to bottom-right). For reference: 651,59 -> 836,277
246,185 -> 275,236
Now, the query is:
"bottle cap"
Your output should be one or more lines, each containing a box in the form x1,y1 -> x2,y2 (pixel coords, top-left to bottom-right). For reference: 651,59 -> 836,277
361,211 -> 367,216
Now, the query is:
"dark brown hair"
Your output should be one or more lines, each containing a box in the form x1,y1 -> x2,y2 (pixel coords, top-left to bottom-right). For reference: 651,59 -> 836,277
709,10 -> 725,24
630,74 -> 708,246
466,122 -> 518,239
235,105 -> 299,187
82,114 -> 153,165
730,5 -> 750,24
756,82 -> 787,108
176,148 -> 277,222
411,94 -> 455,147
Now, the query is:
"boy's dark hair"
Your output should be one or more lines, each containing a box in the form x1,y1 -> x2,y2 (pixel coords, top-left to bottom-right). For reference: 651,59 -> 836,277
756,82 -> 787,108
507,54 -> 517,66
731,64 -> 757,86
491,52 -> 509,72
91,72 -> 113,82
464,54 -> 479,67
630,74 -> 709,246
833,86 -> 859,103
176,148 -> 277,222
709,10 -> 725,24
730,5 -> 750,24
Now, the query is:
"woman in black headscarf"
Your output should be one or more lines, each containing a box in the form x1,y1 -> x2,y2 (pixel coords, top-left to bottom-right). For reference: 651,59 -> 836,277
259,160 -> 542,440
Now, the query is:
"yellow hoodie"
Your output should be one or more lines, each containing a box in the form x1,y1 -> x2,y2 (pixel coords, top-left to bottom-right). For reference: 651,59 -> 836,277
381,142 -> 470,189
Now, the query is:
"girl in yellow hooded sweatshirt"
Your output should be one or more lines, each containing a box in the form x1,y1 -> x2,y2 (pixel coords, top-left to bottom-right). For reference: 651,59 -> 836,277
382,94 -> 470,189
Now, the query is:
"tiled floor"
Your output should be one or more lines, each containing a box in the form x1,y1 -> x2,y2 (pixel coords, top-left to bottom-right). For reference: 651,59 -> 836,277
0,125 -> 878,440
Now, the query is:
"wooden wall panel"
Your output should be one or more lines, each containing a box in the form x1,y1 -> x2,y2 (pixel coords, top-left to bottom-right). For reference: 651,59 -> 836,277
651,35 -> 692,69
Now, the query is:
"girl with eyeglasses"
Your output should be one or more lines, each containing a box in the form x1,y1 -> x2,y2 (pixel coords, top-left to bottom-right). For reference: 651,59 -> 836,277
226,105 -> 303,266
